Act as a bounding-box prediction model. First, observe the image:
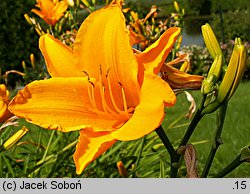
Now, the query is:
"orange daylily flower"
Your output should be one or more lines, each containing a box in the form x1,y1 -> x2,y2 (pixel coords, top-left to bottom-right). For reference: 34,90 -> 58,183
32,0 -> 68,26
9,2 -> 180,174
0,84 -> 13,123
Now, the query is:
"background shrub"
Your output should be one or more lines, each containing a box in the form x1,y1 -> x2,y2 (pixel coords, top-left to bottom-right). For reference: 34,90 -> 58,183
0,0 -> 38,86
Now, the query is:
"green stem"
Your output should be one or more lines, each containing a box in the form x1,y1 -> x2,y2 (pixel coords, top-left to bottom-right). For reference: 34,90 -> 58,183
201,102 -> 228,178
213,155 -> 244,178
155,126 -> 175,159
170,96 -> 206,177
179,108 -> 203,147
155,126 -> 178,178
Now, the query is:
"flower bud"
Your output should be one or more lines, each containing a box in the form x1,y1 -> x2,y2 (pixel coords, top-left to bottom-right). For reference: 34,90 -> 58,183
201,23 -> 223,99
182,8 -> 185,15
66,0 -> 75,7
201,54 -> 222,95
35,27 -> 44,36
180,61 -> 189,72
216,38 -> 246,103
30,53 -> 36,69
202,38 -> 246,114
24,14 -> 33,25
76,0 -> 80,7
201,23 -> 222,59
81,0 -> 90,7
21,60 -> 27,71
2,127 -> 29,150
201,74 -> 217,95
174,1 -> 180,12
227,38 -> 246,99
117,161 -> 129,178
175,35 -> 182,51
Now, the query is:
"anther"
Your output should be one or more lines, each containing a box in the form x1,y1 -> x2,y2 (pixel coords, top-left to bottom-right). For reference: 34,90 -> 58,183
83,71 -> 95,87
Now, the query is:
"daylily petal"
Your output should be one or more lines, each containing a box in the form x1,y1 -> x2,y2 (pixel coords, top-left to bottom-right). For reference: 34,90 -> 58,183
74,129 -> 116,174
112,73 -> 176,141
74,3 -> 140,107
31,9 -> 45,19
55,1 -> 68,20
40,0 -> 54,13
39,34 -> 84,77
8,77 -> 128,132
136,27 -> 181,74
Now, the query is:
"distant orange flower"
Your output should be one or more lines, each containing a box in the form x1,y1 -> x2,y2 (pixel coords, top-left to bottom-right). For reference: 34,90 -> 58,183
0,84 -> 13,123
9,2 -> 180,174
32,0 -> 68,26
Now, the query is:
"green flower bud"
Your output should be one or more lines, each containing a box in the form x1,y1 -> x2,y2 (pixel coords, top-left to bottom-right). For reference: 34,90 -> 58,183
174,1 -> 180,13
201,24 -> 223,98
202,38 -> 247,114
201,54 -> 222,95
201,23 -> 222,59
2,127 -> 29,150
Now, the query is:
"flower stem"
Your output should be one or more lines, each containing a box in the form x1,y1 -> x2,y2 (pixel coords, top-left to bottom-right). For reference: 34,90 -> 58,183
179,107 -> 203,147
201,102 -> 228,178
213,155 -> 244,178
170,96 -> 206,177
155,126 -> 175,159
155,126 -> 179,178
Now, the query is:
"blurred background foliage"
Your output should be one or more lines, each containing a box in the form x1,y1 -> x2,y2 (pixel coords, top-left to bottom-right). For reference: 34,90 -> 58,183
1,0 -> 250,88
0,0 -> 39,87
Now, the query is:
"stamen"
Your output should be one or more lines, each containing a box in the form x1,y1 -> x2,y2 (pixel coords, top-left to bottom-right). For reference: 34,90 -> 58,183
119,82 -> 129,118
98,82 -> 108,113
86,79 -> 99,114
84,71 -> 129,120
98,71 -> 117,114
84,68 -> 133,120
106,74 -> 124,114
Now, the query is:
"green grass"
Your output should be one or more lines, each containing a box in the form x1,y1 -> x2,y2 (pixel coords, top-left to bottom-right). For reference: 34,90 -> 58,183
0,82 -> 249,178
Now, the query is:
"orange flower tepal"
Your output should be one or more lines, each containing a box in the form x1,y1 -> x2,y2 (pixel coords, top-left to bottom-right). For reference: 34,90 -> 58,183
9,2 -> 180,174
32,0 -> 68,26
